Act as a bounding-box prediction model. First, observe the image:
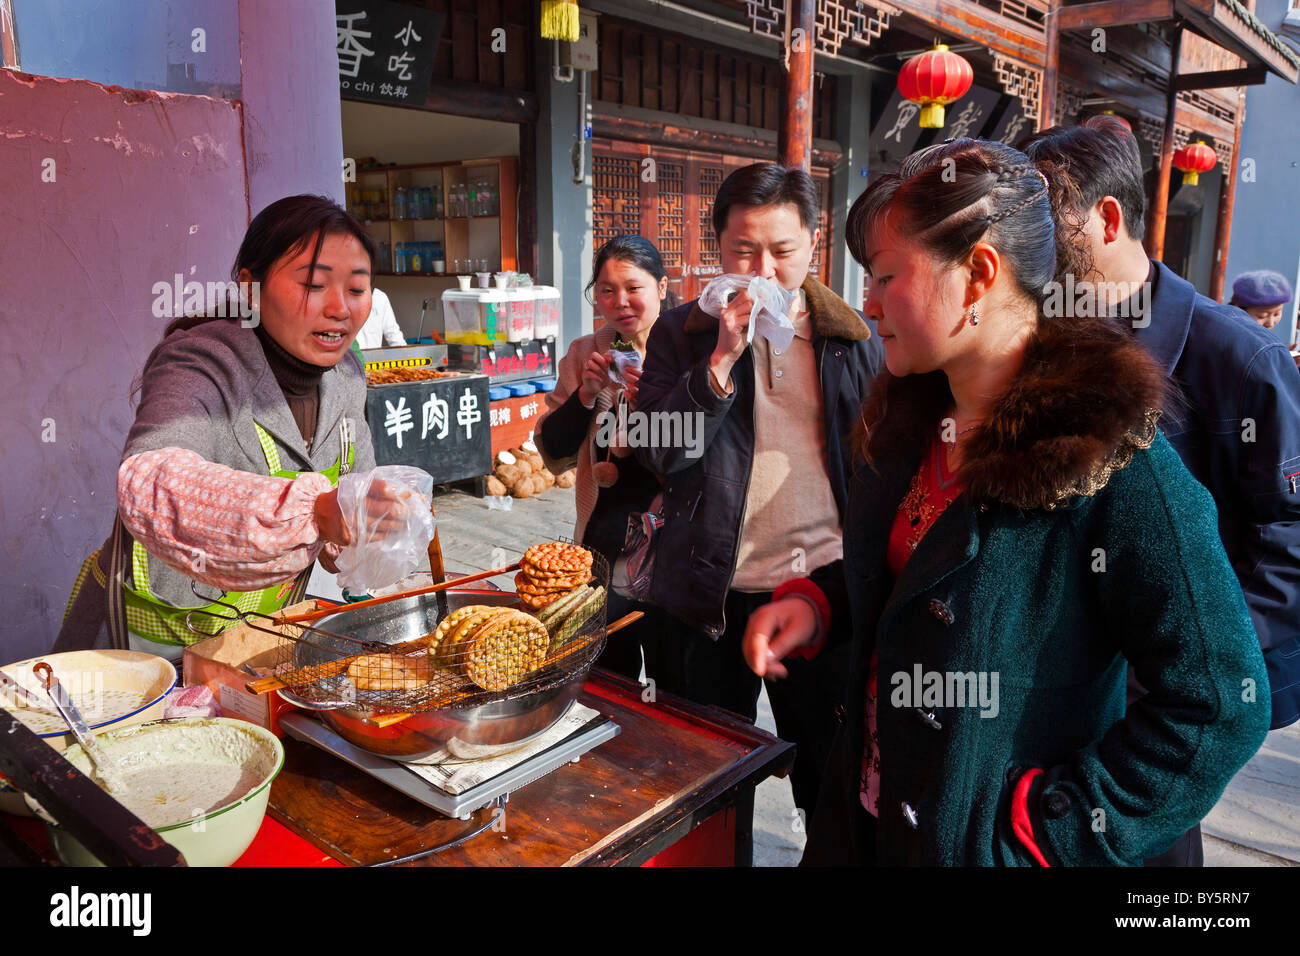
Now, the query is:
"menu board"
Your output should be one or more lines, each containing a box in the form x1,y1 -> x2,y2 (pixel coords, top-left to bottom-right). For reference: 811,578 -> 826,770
335,0 -> 444,107
365,375 -> 492,483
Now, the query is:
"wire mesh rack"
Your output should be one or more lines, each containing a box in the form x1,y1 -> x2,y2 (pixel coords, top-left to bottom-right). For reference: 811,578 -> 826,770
191,542 -> 610,718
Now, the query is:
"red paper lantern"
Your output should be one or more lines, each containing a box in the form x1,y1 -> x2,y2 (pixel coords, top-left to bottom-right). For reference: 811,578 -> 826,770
898,44 -> 974,129
1172,140 -> 1216,186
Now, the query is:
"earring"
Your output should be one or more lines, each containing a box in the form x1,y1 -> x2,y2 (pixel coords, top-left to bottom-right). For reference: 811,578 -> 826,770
968,303 -> 979,326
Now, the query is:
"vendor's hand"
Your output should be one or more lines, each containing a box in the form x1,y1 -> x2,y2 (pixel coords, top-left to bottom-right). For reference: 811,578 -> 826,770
742,598 -> 818,680
622,365 -> 643,409
710,290 -> 753,391
314,489 -> 350,547
317,542 -> 342,574
578,351 -> 612,407
314,482 -> 427,547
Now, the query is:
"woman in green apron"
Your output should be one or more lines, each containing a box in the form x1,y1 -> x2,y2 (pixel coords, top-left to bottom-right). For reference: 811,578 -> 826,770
56,195 -> 394,658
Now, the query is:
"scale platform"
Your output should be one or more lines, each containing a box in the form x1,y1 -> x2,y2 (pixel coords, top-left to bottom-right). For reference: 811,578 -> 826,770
280,709 -> 619,820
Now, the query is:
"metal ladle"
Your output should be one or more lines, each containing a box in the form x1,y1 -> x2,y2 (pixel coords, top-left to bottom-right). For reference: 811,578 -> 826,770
32,661 -> 128,794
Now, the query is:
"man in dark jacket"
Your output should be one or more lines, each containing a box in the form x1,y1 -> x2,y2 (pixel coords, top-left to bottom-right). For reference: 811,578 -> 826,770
1022,120 -> 1300,864
635,163 -> 884,817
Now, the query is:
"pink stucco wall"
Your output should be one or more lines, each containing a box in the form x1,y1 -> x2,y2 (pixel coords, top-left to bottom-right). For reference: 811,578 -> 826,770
0,70 -> 248,660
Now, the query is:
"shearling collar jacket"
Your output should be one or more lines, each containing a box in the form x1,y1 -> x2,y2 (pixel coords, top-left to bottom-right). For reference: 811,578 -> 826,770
856,312 -> 1166,511
802,311 -> 1270,867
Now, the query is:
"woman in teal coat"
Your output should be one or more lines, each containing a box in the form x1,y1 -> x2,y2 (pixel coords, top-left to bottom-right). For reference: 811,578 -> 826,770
743,139 -> 1270,866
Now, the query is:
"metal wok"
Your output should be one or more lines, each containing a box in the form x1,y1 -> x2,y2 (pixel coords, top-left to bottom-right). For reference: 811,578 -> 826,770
278,590 -> 604,763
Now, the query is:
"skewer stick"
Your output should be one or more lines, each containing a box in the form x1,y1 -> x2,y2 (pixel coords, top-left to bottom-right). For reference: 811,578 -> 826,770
273,562 -> 521,625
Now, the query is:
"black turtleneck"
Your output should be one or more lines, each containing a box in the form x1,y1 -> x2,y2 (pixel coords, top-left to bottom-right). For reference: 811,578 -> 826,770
254,323 -> 328,451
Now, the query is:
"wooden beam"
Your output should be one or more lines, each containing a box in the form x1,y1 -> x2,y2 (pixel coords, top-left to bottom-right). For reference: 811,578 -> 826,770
420,78 -> 538,124
888,0 -> 1047,64
1209,86 -> 1245,300
1041,0 -> 1061,129
780,0 -> 815,171
1146,23 -> 1184,261
591,110 -> 842,168
1174,65 -> 1269,89
1057,0 -> 1175,32
1179,0 -> 1300,82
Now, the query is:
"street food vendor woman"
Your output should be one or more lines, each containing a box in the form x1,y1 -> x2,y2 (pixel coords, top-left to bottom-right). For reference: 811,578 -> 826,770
55,195 -> 392,658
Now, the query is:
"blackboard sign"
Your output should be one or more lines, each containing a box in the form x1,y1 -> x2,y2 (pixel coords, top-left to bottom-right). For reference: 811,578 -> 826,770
335,0 -> 444,107
937,85 -> 1001,142
365,375 -> 492,483
870,88 -> 927,172
988,97 -> 1034,147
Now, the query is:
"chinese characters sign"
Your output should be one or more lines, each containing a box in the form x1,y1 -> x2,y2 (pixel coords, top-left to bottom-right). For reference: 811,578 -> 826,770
488,394 -> 545,456
447,340 -> 557,384
366,376 -> 491,483
335,0 -> 443,106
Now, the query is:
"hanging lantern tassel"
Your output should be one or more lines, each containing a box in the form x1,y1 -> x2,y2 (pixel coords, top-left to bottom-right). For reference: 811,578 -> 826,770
541,1 -> 581,42
1172,140 -> 1216,186
898,44 -> 974,129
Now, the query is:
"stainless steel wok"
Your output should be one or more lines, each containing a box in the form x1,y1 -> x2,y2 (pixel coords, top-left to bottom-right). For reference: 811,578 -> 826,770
277,590 -> 605,763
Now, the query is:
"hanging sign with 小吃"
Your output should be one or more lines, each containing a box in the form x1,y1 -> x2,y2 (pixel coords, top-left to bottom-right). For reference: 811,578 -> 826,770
335,0 -> 444,106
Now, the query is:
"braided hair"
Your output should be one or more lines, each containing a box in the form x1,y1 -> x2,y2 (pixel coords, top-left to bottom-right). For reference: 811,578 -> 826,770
846,139 -> 1059,308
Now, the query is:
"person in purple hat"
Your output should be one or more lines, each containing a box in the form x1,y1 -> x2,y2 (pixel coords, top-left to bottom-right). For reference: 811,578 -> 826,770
1230,270 -> 1294,331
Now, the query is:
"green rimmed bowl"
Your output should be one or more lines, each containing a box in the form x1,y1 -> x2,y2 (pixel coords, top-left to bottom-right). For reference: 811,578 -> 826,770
25,717 -> 283,867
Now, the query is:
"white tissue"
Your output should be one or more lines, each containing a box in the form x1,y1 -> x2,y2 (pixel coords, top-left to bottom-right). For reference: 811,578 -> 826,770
698,273 -> 797,350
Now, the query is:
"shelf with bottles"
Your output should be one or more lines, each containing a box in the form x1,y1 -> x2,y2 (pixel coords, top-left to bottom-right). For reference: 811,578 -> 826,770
346,157 -> 517,273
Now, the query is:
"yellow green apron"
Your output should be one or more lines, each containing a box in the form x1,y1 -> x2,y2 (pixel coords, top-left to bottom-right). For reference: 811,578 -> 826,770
66,422 -> 354,648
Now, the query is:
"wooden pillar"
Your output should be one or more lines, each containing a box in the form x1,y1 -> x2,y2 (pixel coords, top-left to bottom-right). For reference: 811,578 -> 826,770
1209,88 -> 1244,301
779,0 -> 815,171
1040,0 -> 1060,130
1146,22 -> 1184,260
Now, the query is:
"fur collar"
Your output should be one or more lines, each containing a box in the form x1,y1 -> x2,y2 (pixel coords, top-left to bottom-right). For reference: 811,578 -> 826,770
683,275 -> 872,341
860,315 -> 1166,510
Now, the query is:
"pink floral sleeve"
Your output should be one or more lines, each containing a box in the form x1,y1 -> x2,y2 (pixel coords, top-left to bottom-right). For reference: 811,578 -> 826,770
117,448 -> 332,591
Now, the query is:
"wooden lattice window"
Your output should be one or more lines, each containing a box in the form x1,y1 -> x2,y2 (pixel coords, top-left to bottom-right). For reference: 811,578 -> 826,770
657,162 -> 685,267
592,155 -> 641,254
698,166 -> 724,268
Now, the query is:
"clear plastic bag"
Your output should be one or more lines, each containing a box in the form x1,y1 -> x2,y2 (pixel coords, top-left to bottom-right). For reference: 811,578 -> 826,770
333,466 -> 436,594
697,273 -> 797,350
607,346 -> 642,385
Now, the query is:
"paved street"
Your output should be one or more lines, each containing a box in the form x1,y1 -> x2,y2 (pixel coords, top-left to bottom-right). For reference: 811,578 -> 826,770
312,482 -> 1298,867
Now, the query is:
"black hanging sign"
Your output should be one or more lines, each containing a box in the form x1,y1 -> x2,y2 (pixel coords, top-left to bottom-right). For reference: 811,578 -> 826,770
335,0 -> 444,106
366,375 -> 492,482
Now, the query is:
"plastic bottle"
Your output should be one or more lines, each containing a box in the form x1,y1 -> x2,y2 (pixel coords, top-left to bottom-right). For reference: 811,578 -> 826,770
378,241 -> 390,273
434,185 -> 444,218
393,242 -> 406,274
394,187 -> 407,221
409,242 -> 423,274
432,241 -> 445,274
